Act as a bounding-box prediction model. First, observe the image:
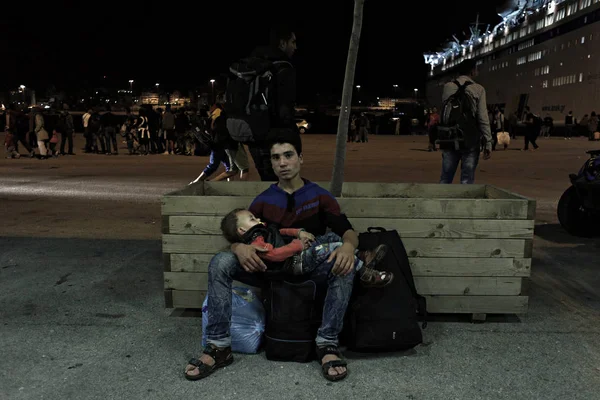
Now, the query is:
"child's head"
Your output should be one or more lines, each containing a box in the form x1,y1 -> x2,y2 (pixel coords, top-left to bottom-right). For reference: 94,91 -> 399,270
220,208 -> 264,243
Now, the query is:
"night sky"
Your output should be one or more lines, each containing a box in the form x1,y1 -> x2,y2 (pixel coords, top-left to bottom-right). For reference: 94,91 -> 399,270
1,0 -> 504,102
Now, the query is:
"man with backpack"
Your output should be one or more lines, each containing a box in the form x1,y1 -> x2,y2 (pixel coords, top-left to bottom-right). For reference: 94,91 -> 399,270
224,26 -> 298,181
437,59 -> 492,184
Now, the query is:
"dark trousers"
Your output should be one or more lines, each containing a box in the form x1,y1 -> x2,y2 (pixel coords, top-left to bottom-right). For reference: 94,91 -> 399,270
60,130 -> 74,154
524,131 -> 539,150
104,128 -> 118,153
248,143 -> 277,181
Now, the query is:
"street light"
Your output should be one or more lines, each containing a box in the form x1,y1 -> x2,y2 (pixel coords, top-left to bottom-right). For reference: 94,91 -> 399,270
210,79 -> 216,103
414,88 -> 419,100
129,80 -> 134,91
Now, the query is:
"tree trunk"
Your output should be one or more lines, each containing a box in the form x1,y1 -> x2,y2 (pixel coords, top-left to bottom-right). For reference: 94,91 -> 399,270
329,0 -> 365,197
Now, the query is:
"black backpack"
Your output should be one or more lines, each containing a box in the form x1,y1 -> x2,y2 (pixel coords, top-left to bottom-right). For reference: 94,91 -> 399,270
224,57 -> 292,143
264,278 -> 324,363
437,80 -> 480,150
342,227 -> 427,352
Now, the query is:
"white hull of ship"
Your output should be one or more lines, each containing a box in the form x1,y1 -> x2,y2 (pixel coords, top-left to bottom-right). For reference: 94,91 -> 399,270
425,16 -> 600,124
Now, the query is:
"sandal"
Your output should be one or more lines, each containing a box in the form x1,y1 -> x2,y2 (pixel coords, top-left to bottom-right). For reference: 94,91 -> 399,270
316,345 -> 348,382
360,268 -> 394,288
357,244 -> 394,288
184,346 -> 234,381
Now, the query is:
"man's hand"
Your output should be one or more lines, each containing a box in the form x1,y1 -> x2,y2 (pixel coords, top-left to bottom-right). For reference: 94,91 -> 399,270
231,243 -> 267,273
300,237 -> 313,250
298,230 -> 315,242
483,149 -> 492,160
327,242 -> 356,276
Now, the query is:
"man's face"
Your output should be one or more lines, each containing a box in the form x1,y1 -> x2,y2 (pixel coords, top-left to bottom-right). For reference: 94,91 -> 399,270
270,143 -> 302,181
280,33 -> 297,58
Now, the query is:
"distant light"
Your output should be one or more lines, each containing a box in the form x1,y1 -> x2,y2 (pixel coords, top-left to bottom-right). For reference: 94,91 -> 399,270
129,80 -> 134,83
210,79 -> 215,84
356,85 -> 361,89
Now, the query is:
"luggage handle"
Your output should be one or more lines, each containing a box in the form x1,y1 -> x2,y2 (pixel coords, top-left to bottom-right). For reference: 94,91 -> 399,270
367,227 -> 387,233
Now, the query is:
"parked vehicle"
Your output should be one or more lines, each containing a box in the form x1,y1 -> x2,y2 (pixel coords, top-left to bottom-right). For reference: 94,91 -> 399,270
296,118 -> 310,134
557,149 -> 600,237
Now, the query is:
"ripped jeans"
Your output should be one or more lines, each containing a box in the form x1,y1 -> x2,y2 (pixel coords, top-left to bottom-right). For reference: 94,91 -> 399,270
204,232 -> 356,349
440,148 -> 480,184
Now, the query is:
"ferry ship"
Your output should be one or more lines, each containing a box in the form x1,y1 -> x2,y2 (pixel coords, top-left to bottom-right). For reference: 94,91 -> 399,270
424,0 -> 600,123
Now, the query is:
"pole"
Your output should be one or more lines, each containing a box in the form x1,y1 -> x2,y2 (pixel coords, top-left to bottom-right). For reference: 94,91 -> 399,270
329,0 -> 365,197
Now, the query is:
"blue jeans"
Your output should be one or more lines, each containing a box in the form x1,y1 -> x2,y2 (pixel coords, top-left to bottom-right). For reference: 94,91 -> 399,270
300,241 -> 363,275
440,149 -> 480,184
205,232 -> 356,348
202,148 -> 232,176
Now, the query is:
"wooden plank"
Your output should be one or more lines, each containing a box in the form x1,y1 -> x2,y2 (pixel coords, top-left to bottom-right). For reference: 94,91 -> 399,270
163,234 -> 530,258
170,254 -> 213,272
414,277 -> 522,296
167,254 -> 531,276
164,290 -> 174,308
169,290 -> 207,309
164,271 -> 208,291
484,185 -> 526,200
165,272 -> 521,296
349,218 -> 534,239
166,254 -> 531,277
162,196 -> 529,219
425,295 -> 528,314
342,182 -> 486,198
168,290 -> 529,314
410,258 -> 531,277
161,215 -> 170,234
338,198 -> 529,219
404,238 -> 530,258
168,216 -> 535,238
527,199 -> 537,220
167,183 -> 204,197
169,216 -> 224,235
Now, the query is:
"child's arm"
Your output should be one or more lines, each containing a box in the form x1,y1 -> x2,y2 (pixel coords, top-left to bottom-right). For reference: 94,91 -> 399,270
279,228 -> 301,238
251,236 -> 303,262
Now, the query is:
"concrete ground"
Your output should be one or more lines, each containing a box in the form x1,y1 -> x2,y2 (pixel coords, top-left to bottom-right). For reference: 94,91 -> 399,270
1,134 -> 599,399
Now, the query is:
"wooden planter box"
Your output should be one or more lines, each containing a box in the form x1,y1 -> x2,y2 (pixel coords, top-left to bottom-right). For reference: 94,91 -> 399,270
162,182 -> 535,319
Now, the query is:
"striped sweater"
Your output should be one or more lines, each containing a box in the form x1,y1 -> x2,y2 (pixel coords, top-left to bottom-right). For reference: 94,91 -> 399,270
248,179 -> 353,237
